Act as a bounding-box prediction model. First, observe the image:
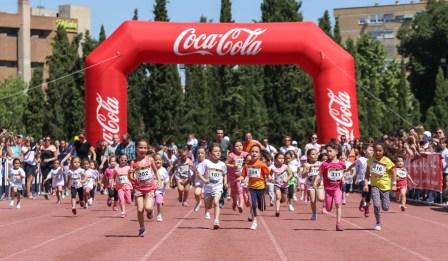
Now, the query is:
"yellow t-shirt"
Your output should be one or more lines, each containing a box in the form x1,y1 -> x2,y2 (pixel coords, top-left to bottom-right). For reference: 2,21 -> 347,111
367,156 -> 395,191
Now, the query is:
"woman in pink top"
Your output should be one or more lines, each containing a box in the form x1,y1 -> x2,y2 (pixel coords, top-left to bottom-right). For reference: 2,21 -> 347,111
226,140 -> 248,213
114,154 -> 133,217
128,139 -> 159,237
315,142 -> 345,231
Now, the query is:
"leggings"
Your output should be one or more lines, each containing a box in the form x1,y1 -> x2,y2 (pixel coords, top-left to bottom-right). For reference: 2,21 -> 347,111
371,186 -> 391,225
249,188 -> 265,218
107,188 -> 118,201
360,181 -> 371,204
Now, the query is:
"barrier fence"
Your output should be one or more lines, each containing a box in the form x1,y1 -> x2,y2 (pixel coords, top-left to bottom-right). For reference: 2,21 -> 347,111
1,158 -> 42,199
406,153 -> 443,193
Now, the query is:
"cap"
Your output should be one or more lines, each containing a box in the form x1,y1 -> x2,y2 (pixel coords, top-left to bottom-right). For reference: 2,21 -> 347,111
74,136 -> 79,141
423,131 -> 431,138
292,140 -> 298,146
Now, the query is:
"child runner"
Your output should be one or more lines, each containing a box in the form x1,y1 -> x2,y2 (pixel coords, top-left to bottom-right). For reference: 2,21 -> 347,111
170,147 -> 194,206
88,161 -> 100,206
299,155 -> 308,203
43,159 -> 65,204
395,155 -> 417,211
198,143 -> 228,229
364,143 -> 396,231
226,140 -> 248,213
317,142 -> 345,231
129,138 -> 160,237
154,154 -> 169,222
355,145 -> 374,217
241,155 -> 251,209
270,153 -> 292,217
81,159 -> 95,209
193,148 -> 207,212
303,148 -> 324,220
239,145 -> 270,230
284,151 -> 298,212
9,158 -> 25,209
261,150 -> 274,209
341,152 -> 355,205
114,154 -> 133,218
67,157 -> 85,215
103,156 -> 118,210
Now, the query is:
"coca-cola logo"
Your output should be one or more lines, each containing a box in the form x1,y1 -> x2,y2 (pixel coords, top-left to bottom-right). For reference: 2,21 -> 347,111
173,28 -> 267,56
96,93 -> 120,144
327,88 -> 354,141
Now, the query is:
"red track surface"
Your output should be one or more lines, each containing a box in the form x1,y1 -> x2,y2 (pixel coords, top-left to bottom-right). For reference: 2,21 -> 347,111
1,190 -> 447,261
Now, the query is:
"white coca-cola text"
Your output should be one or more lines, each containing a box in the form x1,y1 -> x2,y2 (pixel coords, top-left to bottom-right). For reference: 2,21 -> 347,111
173,28 -> 267,56
96,93 -> 120,144
327,88 -> 354,141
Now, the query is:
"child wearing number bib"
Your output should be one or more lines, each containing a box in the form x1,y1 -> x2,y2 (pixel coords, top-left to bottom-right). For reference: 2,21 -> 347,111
114,154 -> 132,218
129,139 -> 160,237
364,144 -> 396,231
302,149 -> 323,220
103,156 -> 118,210
198,144 -> 227,229
153,154 -> 169,222
270,153 -> 292,217
43,160 -> 65,205
67,157 -> 85,215
170,148 -> 194,206
81,159 -> 96,209
226,140 -> 248,214
340,153 -> 355,205
239,145 -> 270,230
193,148 -> 207,213
284,151 -> 299,212
8,159 -> 25,209
394,156 -> 416,212
318,143 -> 345,231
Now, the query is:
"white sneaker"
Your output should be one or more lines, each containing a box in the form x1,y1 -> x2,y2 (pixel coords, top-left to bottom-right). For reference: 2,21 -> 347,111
213,219 -> 220,229
288,204 -> 295,212
250,221 -> 258,230
156,214 -> 163,222
16,203 -> 21,209
293,195 -> 298,202
194,202 -> 201,212
88,198 -> 93,205
205,212 -> 211,220
374,224 -> 382,231
9,200 -> 14,207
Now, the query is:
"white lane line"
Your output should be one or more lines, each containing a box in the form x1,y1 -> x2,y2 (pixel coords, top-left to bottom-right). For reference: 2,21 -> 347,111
259,216 -> 288,261
341,217 -> 433,261
0,209 -> 128,261
140,209 -> 194,261
403,213 -> 448,230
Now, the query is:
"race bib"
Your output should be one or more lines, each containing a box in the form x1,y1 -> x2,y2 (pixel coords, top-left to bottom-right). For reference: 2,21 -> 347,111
276,172 -> 287,184
396,169 -> 407,178
118,175 -> 129,184
343,171 -> 352,178
371,162 -> 386,177
235,158 -> 244,169
178,164 -> 190,178
247,167 -> 261,178
137,168 -> 152,182
208,168 -> 223,184
327,168 -> 343,181
309,166 -> 319,176
72,178 -> 81,188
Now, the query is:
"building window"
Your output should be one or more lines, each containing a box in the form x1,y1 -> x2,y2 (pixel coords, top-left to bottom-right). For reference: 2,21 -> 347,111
358,17 -> 368,24
369,14 -> 384,24
31,29 -> 51,39
0,60 -> 18,67
0,28 -> 18,37
368,29 -> 395,40
383,13 -> 394,22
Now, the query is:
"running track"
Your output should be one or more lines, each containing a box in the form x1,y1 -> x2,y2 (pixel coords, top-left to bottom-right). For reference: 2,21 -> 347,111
1,191 -> 447,261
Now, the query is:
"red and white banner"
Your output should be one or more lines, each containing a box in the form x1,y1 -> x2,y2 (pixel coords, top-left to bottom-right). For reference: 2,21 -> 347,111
406,154 -> 443,192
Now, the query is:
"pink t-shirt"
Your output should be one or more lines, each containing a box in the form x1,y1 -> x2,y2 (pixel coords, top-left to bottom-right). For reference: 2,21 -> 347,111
103,167 -> 115,189
320,160 -> 345,191
227,151 -> 248,180
114,165 -> 132,190
271,164 -> 288,188
130,156 -> 156,193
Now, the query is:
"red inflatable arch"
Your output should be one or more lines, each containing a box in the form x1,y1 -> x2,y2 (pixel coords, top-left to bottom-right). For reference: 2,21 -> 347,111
85,21 -> 359,145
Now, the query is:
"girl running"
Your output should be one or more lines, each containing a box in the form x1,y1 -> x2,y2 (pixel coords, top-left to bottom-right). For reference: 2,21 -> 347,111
270,153 -> 292,217
284,151 -> 299,212
129,138 -> 160,237
193,148 -> 207,212
9,158 -> 25,209
170,147 -> 194,206
88,161 -> 100,206
356,145 -> 374,217
226,140 -> 248,213
114,154 -> 133,218
154,154 -> 169,222
67,157 -> 84,215
239,145 -> 270,230
317,142 -> 345,231
303,149 -> 324,220
198,143 -> 228,229
395,155 -> 416,212
43,159 -> 65,204
364,143 -> 396,231
341,152 -> 355,205
103,156 -> 118,210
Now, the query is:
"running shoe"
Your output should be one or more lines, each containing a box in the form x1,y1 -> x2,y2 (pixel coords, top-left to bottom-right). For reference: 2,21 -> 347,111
79,201 -> 84,208
44,194 -> 49,200
146,210 -> 153,220
270,201 -> 274,207
247,214 -> 253,222
293,195 -> 298,202
232,203 -> 237,211
156,214 -> 163,222
213,220 -> 220,229
288,204 -> 295,212
336,223 -> 344,231
16,203 -> 21,209
250,221 -> 258,230
194,202 -> 201,212
72,208 -> 77,215
364,206 -> 370,217
400,205 -> 406,212
121,212 -> 127,218
310,213 -> 317,221
238,206 -> 243,214
275,212 -> 280,217
322,208 -> 328,214
88,198 -> 93,206
342,199 -> 346,205
138,227 -> 145,237
374,224 -> 382,231
205,212 -> 211,220
358,201 -> 364,212
107,198 -> 112,207
9,200 -> 14,207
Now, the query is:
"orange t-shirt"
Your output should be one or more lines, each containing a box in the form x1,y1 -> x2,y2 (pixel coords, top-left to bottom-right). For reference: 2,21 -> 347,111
243,140 -> 258,153
242,159 -> 270,189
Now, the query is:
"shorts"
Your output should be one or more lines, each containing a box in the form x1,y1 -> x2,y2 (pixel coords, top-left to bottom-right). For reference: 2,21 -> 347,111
134,190 -> 155,198
324,187 -> 342,212
397,179 -> 407,190
24,164 -> 37,177
83,184 -> 94,190
204,190 -> 222,200
10,183 -> 23,191
117,188 -> 132,204
230,180 -> 243,196
194,179 -> 204,188
52,180 -> 65,188
155,193 -> 164,204
275,186 -> 288,194
71,187 -> 84,201
343,183 -> 352,193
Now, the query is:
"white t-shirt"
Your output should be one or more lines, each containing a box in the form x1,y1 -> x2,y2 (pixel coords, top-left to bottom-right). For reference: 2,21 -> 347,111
343,161 -> 354,184
203,159 -> 227,194
9,168 -> 25,186
49,167 -> 65,186
68,168 -> 85,189
156,167 -> 169,195
355,157 -> 368,184
194,160 -> 207,186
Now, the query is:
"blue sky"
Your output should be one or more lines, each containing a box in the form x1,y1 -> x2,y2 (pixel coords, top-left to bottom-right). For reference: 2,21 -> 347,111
2,0 -> 404,37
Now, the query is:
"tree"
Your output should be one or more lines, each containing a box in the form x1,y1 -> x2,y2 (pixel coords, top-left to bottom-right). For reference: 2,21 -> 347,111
0,78 -> 27,133
23,68 -> 45,138
333,18 -> 342,44
99,24 -> 106,43
318,10 -> 332,38
425,68 -> 448,130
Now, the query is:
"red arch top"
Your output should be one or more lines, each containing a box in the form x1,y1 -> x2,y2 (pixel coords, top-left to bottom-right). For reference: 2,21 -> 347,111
85,21 -> 359,145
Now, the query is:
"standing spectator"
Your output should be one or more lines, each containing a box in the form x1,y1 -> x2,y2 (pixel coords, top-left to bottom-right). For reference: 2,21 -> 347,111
106,134 -> 121,157
243,132 -> 265,153
115,133 -> 136,162
440,138 -> 448,192
58,140 -> 71,167
280,135 -> 300,157
95,140 -> 108,170
261,137 -> 277,159
339,135 -> 352,155
187,133 -> 198,147
23,138 -> 37,198
40,136 -> 58,200
304,134 -> 321,155
62,133 -> 96,164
